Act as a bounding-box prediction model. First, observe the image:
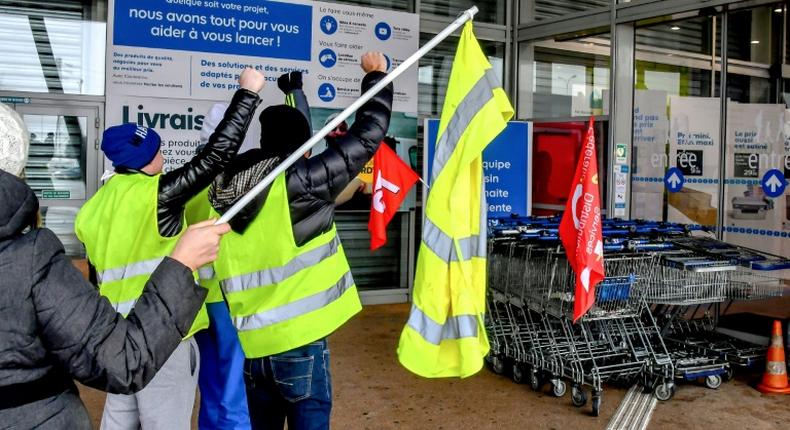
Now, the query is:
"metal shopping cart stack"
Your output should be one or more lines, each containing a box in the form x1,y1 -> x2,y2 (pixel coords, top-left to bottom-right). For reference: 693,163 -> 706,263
484,216 -> 787,416
635,246 -> 736,391
485,217 -> 674,416
644,237 -> 788,377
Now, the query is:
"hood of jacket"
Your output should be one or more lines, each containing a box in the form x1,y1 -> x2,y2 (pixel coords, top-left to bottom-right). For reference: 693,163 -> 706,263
0,169 -> 38,241
258,105 -> 311,160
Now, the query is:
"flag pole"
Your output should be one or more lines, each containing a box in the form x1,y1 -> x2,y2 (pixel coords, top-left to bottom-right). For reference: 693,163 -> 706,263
217,6 -> 478,225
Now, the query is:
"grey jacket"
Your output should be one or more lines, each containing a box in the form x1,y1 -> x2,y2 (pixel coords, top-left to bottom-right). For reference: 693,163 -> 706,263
0,169 -> 207,429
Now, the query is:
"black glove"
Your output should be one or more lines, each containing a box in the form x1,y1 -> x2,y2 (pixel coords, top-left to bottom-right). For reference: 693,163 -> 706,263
277,71 -> 303,94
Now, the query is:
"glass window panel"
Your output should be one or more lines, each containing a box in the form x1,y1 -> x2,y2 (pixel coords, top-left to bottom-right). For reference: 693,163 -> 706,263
21,112 -> 89,258
418,33 -> 505,116
42,206 -> 84,257
23,114 -> 87,201
531,120 -> 608,215
322,0 -> 411,12
722,100 -> 787,257
518,36 -> 610,119
721,5 -> 786,257
0,1 -> 106,95
718,4 -> 783,63
635,16 -> 712,55
631,16 -> 721,226
725,74 -> 773,104
520,0 -> 609,23
785,5 -> 790,64
422,0 -> 505,25
0,14 -> 48,92
636,63 -> 712,97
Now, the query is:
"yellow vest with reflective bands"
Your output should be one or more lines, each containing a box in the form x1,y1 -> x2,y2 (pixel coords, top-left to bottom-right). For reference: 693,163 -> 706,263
212,174 -> 361,358
397,22 -> 514,378
75,174 -> 209,338
184,188 -> 223,304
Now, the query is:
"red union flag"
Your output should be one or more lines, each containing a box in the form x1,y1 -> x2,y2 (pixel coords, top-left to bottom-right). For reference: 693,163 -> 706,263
368,144 -> 420,250
559,117 -> 605,322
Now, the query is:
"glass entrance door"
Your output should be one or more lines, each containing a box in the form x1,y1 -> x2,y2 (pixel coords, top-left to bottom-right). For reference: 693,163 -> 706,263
15,104 -> 100,256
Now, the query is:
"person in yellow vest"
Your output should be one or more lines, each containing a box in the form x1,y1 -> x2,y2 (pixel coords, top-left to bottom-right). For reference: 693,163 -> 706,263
203,52 -> 392,430
75,68 -> 266,430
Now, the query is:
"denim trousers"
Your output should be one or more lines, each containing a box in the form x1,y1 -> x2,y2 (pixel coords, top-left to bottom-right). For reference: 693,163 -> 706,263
243,339 -> 332,430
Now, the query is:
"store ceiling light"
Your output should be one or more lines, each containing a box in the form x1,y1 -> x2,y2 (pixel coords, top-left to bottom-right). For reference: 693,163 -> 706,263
774,7 -> 783,13
670,25 -> 680,30
751,40 -> 760,44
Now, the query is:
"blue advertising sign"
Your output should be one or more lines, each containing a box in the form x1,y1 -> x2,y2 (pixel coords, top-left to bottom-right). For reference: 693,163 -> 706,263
113,0 -> 313,61
424,119 -> 531,218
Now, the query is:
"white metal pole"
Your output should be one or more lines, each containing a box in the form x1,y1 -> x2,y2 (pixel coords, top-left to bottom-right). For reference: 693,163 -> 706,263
217,6 -> 479,224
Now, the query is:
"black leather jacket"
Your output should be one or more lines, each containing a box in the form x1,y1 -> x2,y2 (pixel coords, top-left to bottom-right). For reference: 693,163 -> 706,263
116,89 -> 261,237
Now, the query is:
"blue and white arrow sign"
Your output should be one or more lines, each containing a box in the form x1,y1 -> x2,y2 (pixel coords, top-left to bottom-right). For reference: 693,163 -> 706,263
665,167 -> 685,193
761,169 -> 787,198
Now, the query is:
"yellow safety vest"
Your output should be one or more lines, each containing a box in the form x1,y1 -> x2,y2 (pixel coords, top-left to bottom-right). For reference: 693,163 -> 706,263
75,174 -> 209,338
184,188 -> 223,304
397,22 -> 514,378
212,174 -> 361,358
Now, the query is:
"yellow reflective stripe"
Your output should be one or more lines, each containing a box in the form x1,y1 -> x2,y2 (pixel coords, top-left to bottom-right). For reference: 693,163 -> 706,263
98,257 -> 164,283
422,217 -> 486,263
406,304 -> 479,345
198,266 -> 215,280
221,236 -> 341,294
431,68 -> 501,183
233,271 -> 354,332
115,298 -> 137,316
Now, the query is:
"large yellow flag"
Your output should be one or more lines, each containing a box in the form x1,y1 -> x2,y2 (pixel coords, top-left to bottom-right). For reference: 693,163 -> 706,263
397,22 -> 514,378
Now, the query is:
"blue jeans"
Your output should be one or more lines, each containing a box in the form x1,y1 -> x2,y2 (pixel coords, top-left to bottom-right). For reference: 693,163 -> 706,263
243,340 -> 332,430
195,302 -> 251,430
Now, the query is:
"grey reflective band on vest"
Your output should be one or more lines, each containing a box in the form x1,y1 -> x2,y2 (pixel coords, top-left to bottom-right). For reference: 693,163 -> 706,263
198,266 -> 215,281
114,299 -> 137,316
431,68 -> 502,183
406,304 -> 479,345
477,173 -> 488,256
233,270 -> 355,332
221,236 -> 341,295
422,217 -> 486,263
97,257 -> 164,284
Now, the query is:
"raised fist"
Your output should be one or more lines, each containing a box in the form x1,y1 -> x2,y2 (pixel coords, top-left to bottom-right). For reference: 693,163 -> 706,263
239,67 -> 265,93
361,51 -> 387,74
277,71 -> 303,94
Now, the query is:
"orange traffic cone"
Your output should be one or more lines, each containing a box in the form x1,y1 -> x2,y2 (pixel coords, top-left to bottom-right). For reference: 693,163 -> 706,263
756,320 -> 790,394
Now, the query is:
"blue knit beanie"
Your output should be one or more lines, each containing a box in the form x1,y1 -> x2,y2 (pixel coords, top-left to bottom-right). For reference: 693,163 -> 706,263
102,124 -> 161,170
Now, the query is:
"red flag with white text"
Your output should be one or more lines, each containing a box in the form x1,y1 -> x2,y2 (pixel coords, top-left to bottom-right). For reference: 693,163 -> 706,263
559,117 -> 605,322
368,144 -> 420,250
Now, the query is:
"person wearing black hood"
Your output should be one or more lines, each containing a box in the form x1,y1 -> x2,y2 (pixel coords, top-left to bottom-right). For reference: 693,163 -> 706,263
0,123 -> 230,427
206,51 -> 392,430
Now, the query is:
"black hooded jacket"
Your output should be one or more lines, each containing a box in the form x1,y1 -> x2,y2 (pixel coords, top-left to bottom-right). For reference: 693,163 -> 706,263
214,71 -> 393,246
0,170 -> 206,427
